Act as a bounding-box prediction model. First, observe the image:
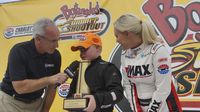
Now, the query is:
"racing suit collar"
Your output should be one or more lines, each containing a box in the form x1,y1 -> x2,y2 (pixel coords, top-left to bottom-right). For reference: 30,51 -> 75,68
129,43 -> 146,56
90,56 -> 102,65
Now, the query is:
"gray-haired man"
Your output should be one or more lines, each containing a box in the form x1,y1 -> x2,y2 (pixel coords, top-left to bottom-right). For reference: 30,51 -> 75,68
0,18 -> 68,112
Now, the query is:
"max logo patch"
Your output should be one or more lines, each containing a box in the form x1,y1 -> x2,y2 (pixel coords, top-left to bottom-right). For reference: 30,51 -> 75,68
126,64 -> 151,77
148,100 -> 161,112
158,64 -> 169,74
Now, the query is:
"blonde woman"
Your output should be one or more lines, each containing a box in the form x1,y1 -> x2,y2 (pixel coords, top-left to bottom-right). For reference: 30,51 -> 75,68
113,14 -> 182,112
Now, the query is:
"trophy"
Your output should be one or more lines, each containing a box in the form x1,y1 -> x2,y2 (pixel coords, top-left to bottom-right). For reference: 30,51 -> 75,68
63,60 -> 90,111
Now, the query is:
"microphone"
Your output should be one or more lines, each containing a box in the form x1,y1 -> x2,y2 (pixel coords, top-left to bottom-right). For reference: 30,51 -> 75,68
64,60 -> 80,78
55,60 -> 80,89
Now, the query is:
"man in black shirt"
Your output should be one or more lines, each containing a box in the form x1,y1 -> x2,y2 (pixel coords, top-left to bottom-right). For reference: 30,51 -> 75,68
0,18 -> 68,112
68,32 -> 123,112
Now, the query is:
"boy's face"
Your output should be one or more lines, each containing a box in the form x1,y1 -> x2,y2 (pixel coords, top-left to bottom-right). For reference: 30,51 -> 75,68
79,45 -> 101,60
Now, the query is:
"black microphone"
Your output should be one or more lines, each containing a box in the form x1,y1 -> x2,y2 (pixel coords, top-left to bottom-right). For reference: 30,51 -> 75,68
64,60 -> 80,78
55,60 -> 80,88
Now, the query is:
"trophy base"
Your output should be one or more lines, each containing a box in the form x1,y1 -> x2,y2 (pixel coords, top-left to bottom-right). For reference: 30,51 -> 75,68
63,98 -> 89,111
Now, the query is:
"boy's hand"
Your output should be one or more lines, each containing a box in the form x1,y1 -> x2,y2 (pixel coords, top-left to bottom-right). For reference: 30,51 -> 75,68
83,95 -> 96,112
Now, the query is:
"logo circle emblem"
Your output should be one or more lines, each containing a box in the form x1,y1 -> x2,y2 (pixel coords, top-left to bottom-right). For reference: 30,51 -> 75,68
58,83 -> 70,98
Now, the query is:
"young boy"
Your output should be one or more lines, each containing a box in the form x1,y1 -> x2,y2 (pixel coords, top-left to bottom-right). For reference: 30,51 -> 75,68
67,32 -> 123,112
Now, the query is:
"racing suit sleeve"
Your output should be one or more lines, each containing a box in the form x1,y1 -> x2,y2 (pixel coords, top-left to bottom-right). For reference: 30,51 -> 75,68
93,64 -> 123,109
148,46 -> 171,112
121,66 -> 135,111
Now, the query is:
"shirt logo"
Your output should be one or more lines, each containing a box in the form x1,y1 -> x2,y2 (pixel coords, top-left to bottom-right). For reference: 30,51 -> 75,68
125,64 -> 152,78
125,55 -> 136,59
45,64 -> 54,68
140,52 -> 151,58
148,100 -> 161,112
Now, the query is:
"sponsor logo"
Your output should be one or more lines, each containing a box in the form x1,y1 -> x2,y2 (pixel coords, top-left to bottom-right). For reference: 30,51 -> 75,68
141,52 -> 151,58
60,2 -> 100,20
58,83 -> 70,98
4,25 -> 33,39
3,2 -> 110,40
54,2 -> 110,40
158,64 -> 169,74
147,100 -> 161,112
125,64 -> 152,78
4,27 -> 14,38
143,0 -> 200,110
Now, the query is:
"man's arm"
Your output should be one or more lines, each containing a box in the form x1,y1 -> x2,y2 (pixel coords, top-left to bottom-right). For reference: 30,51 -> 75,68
42,85 -> 56,112
12,73 -> 67,94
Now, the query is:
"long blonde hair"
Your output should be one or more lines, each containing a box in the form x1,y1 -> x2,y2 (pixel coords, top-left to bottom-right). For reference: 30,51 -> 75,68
113,13 -> 158,44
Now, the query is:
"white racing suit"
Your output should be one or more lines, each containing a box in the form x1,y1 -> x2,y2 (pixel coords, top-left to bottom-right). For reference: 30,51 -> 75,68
121,43 -> 182,112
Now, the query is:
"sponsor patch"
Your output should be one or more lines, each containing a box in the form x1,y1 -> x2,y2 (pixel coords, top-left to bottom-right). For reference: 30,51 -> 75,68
158,58 -> 168,62
158,64 -> 169,74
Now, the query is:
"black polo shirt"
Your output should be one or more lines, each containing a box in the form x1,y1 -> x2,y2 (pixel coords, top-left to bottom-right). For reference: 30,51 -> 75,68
1,39 -> 61,100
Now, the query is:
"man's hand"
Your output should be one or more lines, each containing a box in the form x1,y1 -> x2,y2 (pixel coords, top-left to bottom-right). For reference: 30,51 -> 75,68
48,73 -> 68,85
12,73 -> 68,94
83,95 -> 96,112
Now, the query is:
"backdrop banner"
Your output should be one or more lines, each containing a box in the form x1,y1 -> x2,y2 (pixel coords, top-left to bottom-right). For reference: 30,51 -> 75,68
0,0 -> 199,111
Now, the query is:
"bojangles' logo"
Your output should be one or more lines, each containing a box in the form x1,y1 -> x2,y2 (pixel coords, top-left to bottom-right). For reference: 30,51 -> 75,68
54,2 -> 110,40
60,2 -> 100,20
142,0 -> 200,110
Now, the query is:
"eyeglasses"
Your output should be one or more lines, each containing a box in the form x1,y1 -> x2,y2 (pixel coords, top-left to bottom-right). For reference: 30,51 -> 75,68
38,35 -> 60,44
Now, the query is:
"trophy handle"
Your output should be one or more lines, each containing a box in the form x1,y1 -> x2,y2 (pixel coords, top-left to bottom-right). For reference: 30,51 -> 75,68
76,60 -> 90,95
